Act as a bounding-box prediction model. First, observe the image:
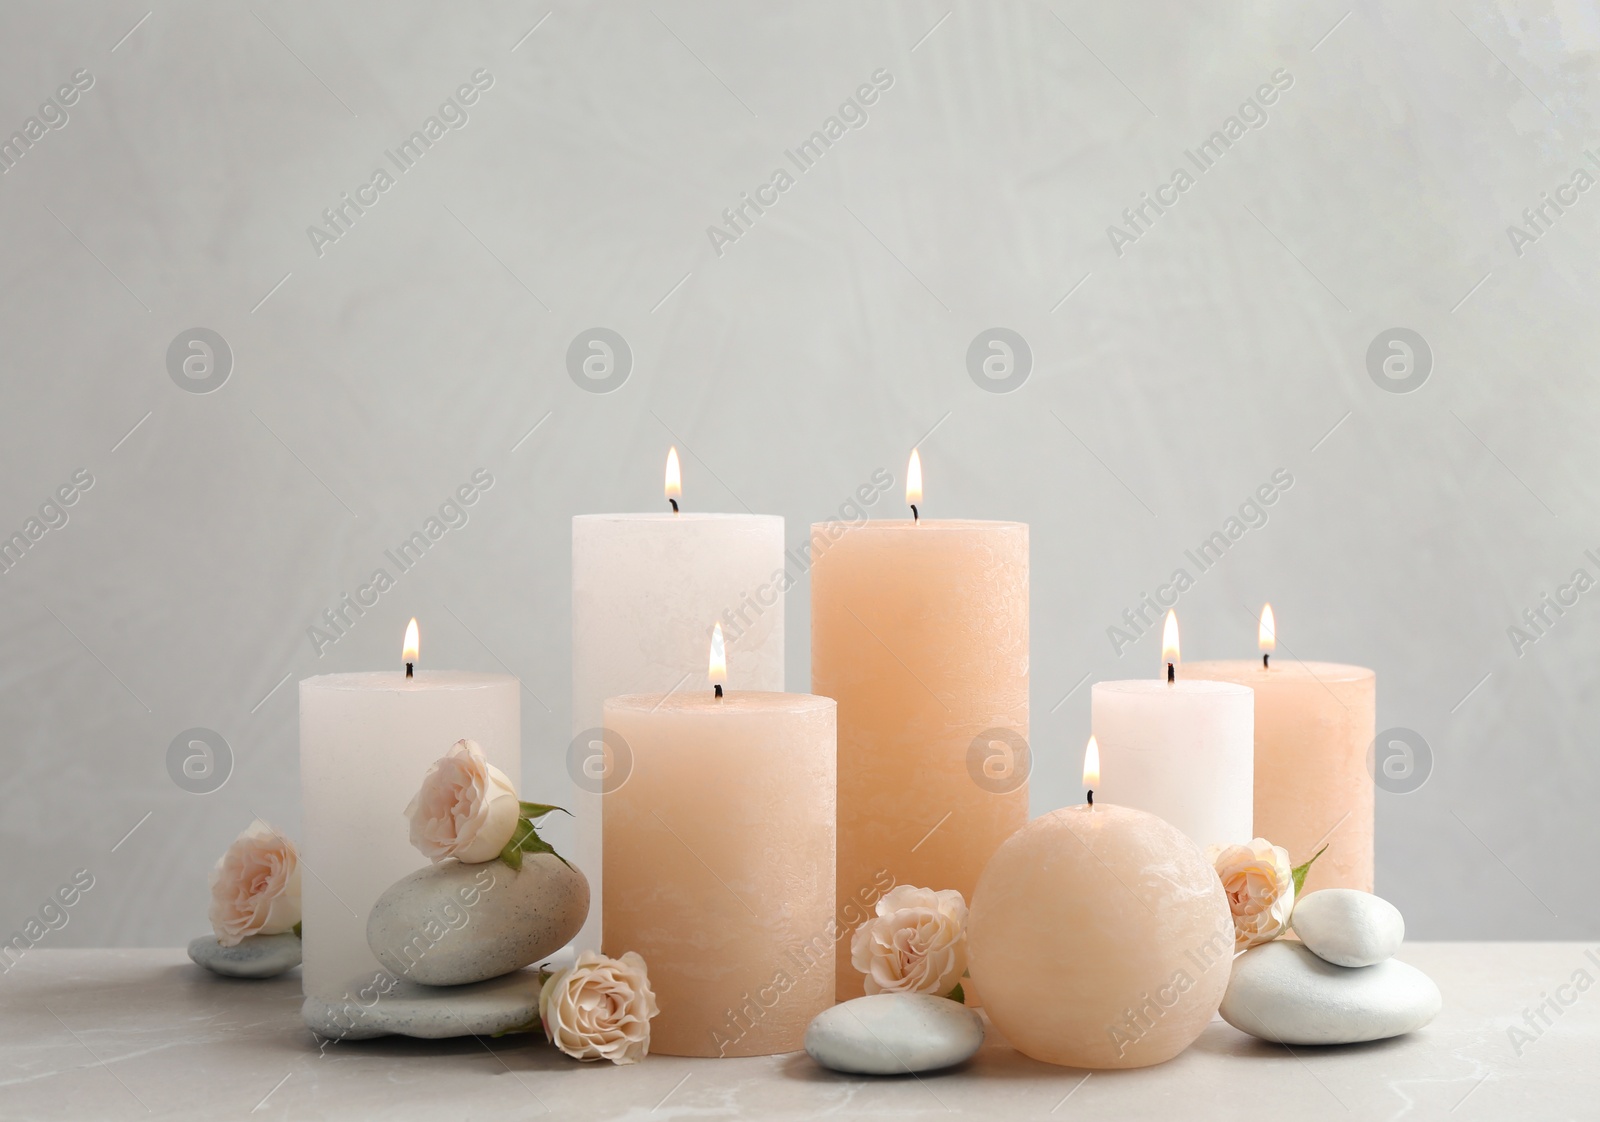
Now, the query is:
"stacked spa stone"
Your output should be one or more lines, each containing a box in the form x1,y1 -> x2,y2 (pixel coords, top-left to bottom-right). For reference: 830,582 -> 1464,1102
1221,889 -> 1441,1045
300,855 -> 589,1040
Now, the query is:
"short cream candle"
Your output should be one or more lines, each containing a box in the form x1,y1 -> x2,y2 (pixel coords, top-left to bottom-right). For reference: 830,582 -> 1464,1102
603,630 -> 835,1058
1188,605 -> 1376,892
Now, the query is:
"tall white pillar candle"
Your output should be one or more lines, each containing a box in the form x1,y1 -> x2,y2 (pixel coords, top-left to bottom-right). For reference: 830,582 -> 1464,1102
572,509 -> 785,952
299,669 -> 519,1009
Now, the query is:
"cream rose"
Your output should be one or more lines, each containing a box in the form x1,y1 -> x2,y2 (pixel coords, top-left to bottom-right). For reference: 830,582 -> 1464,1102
1206,837 -> 1295,950
850,885 -> 968,997
208,820 -> 301,947
405,739 -> 520,864
539,950 -> 659,1064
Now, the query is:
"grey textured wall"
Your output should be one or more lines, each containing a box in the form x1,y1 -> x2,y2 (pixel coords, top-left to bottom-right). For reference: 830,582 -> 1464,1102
1,1 -> 1593,948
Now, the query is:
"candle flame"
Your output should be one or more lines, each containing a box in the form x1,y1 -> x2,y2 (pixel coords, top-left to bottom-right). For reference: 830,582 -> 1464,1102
403,617 -> 419,664
1161,610 -> 1180,668
665,446 -> 682,503
1259,603 -> 1276,652
1082,735 -> 1100,788
708,622 -> 727,687
906,448 -> 922,508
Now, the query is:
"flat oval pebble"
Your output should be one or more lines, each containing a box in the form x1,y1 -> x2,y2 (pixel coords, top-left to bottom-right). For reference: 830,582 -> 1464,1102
367,855 -> 588,986
805,994 -> 983,1074
187,933 -> 301,979
1292,889 -> 1405,968
1221,940 -> 1440,1045
302,968 -> 542,1040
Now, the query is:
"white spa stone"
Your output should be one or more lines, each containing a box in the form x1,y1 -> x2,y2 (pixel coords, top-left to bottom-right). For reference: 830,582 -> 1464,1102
302,967 -> 544,1040
1292,889 -> 1405,968
366,855 -> 588,986
186,933 -> 301,978
805,993 -> 983,1074
1221,941 -> 1440,1045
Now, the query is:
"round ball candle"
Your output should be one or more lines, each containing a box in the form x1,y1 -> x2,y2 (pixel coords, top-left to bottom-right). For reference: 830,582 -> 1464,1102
299,621 -> 519,1010
1091,611 -> 1254,850
1187,605 -> 1376,893
602,633 -> 835,1058
811,451 -> 1028,1000
572,449 -> 786,952
968,741 -> 1233,1069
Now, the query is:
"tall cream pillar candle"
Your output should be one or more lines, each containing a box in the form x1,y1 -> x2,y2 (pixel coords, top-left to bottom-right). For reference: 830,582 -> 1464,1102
603,670 -> 835,1057
1188,606 -> 1376,892
299,625 -> 518,1011
1091,614 -> 1253,850
572,454 -> 785,953
811,455 -> 1028,1000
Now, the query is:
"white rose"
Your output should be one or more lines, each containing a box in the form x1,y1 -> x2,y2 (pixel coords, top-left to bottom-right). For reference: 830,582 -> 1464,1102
850,885 -> 968,996
539,950 -> 660,1064
208,820 -> 301,947
1206,838 -> 1295,951
404,739 -> 520,864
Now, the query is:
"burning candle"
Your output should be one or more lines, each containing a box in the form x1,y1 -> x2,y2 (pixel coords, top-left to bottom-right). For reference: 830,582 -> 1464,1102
298,620 -> 520,1013
603,627 -> 836,1057
1187,605 -> 1376,892
968,738 -> 1233,1069
811,449 -> 1028,999
572,449 -> 786,951
1091,611 -> 1254,849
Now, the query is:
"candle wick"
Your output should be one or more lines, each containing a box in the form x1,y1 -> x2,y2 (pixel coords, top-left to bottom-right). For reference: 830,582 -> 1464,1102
1166,662 -> 1175,685
405,662 -> 414,679
714,683 -> 723,699
1087,789 -> 1094,807
910,503 -> 918,523
1263,652 -> 1270,669
669,498 -> 679,514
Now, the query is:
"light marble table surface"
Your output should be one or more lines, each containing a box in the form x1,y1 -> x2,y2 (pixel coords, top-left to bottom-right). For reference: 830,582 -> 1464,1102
2,944 -> 1594,1121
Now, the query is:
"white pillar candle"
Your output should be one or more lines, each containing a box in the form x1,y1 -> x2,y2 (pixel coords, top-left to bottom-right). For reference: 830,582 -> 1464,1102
572,457 -> 786,953
299,631 -> 518,1008
1090,613 -> 1253,849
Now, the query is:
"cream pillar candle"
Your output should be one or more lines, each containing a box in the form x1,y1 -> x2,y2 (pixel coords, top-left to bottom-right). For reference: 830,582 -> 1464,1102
572,452 -> 786,953
1188,605 -> 1376,893
1091,613 -> 1253,850
603,640 -> 835,1058
299,623 -> 518,1010
811,453 -> 1028,1000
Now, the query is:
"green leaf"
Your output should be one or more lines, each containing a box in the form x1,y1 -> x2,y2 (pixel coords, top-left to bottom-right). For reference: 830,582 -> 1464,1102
499,816 -> 572,871
292,922 -> 302,939
1291,845 -> 1327,898
498,833 -> 524,871
518,802 -> 569,821
945,983 -> 965,1004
